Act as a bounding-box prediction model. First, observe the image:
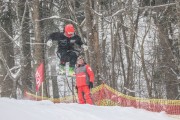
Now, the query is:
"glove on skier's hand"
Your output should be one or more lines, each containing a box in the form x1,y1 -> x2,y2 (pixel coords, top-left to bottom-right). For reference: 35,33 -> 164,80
47,39 -> 53,47
89,82 -> 93,89
81,44 -> 88,51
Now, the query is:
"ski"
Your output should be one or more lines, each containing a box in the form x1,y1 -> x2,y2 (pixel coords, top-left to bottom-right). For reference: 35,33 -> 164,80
58,62 -> 75,77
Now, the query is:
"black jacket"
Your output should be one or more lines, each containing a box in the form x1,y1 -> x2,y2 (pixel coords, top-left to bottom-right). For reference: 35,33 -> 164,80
48,32 -> 83,52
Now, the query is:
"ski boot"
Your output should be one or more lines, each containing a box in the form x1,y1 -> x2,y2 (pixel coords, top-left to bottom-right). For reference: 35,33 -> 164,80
69,67 -> 75,77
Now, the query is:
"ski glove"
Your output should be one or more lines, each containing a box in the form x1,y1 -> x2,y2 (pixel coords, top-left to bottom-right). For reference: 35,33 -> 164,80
81,44 -> 88,51
47,39 -> 53,47
89,82 -> 93,89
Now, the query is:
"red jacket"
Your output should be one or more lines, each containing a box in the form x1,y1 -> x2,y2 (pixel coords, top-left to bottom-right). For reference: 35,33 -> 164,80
75,64 -> 94,87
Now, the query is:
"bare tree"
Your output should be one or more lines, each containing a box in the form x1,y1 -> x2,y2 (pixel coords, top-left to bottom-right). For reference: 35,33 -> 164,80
17,0 -> 32,94
0,0 -> 15,98
84,0 -> 101,85
31,0 -> 46,96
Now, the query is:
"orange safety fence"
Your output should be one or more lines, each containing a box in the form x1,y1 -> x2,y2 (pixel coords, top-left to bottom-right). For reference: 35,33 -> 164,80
24,83 -> 180,115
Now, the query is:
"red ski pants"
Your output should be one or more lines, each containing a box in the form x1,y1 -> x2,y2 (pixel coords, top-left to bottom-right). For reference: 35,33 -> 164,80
77,85 -> 93,104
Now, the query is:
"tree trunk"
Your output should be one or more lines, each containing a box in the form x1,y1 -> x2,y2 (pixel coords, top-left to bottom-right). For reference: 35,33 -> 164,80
157,24 -> 178,99
84,0 -> 101,85
32,0 -> 45,95
18,0 -> 32,94
1,1 -> 15,98
176,0 -> 180,80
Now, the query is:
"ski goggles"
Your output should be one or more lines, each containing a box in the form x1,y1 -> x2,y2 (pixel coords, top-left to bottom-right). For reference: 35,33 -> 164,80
67,32 -> 74,35
66,32 -> 74,38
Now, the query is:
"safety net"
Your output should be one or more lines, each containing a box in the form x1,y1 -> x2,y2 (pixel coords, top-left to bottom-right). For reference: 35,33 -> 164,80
25,83 -> 180,115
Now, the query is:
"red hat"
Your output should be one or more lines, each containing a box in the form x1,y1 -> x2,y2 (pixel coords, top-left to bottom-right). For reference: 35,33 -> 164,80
64,24 -> 75,38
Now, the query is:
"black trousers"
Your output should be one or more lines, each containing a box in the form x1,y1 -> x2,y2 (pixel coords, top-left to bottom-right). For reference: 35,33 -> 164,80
57,50 -> 78,67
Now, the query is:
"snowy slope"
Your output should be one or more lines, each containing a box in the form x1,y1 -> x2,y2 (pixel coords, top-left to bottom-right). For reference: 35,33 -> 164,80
0,98 -> 173,120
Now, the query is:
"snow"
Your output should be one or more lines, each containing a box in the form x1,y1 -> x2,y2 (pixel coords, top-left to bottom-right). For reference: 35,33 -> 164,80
0,98 -> 173,120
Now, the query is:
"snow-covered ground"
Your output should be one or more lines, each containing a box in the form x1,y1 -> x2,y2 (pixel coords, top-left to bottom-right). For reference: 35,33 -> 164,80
0,98 -> 174,120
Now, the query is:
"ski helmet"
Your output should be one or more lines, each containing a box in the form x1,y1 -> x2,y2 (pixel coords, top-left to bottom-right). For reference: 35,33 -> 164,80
64,24 -> 75,38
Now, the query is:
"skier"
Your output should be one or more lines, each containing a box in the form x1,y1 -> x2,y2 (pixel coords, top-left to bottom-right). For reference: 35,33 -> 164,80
47,24 -> 88,75
75,55 -> 94,104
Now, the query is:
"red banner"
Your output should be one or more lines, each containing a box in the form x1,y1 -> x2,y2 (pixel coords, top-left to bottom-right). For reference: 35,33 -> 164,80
35,62 -> 44,92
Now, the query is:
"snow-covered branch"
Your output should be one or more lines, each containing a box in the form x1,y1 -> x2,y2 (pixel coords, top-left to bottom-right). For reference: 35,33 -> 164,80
124,87 -> 135,93
36,16 -> 79,26
0,50 -> 22,81
0,26 -> 20,47
111,9 -> 125,17
139,3 -> 176,9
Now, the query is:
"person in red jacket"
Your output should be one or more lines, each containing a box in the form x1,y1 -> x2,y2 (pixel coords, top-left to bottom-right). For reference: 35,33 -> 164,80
75,55 -> 94,104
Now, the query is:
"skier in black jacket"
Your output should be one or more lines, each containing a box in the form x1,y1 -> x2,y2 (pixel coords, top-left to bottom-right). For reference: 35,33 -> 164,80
47,24 -> 88,74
